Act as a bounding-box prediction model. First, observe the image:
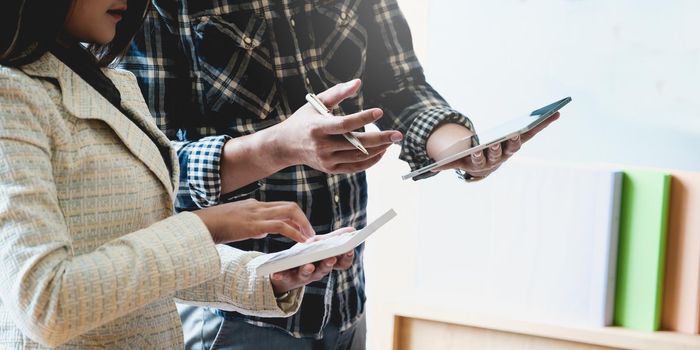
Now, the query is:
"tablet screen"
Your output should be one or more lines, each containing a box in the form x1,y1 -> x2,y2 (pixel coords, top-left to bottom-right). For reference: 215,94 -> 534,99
472,97 -> 571,152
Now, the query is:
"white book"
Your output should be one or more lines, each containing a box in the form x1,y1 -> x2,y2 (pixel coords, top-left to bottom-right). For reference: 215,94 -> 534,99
414,159 -> 622,327
253,209 -> 397,276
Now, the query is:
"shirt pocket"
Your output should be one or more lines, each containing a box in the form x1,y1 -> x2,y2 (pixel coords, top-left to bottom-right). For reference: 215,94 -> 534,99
311,4 -> 368,85
192,13 -> 278,121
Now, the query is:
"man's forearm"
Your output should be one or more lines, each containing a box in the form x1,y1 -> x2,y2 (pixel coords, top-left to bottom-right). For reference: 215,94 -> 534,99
220,127 -> 294,193
426,122 -> 475,161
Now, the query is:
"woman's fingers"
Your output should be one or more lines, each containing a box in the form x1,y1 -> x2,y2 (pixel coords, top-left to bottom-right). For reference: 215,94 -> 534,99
271,258 -> 336,294
257,220 -> 307,243
269,227 -> 358,294
334,250 -> 354,270
305,227 -> 356,243
290,258 -> 334,282
260,202 -> 315,239
198,199 -> 319,244
311,257 -> 336,280
271,264 -> 315,284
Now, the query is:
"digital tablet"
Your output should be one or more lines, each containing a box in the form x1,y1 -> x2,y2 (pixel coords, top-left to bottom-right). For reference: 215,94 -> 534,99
401,97 -> 572,180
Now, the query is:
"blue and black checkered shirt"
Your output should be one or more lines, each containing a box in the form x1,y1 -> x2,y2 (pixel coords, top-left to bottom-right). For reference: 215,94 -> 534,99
121,0 -> 473,338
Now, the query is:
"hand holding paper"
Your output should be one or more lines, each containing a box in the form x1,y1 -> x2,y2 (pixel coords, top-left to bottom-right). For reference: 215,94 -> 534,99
251,209 -> 397,276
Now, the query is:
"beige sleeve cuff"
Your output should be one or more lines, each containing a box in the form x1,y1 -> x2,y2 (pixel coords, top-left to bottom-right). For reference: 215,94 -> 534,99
173,220 -> 304,317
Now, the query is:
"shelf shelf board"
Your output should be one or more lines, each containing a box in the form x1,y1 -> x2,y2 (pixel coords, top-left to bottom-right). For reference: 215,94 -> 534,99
391,297 -> 700,350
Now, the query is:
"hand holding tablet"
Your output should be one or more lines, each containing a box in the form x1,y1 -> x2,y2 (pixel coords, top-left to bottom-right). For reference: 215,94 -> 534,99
403,97 -> 572,180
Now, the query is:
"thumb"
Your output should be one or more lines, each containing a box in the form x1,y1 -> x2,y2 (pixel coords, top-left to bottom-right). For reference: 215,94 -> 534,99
316,79 -> 362,110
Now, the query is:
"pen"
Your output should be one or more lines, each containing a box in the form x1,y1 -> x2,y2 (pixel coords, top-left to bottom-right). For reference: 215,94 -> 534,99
305,93 -> 369,155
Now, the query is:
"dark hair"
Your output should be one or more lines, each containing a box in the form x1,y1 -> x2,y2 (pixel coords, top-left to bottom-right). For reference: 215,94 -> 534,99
0,0 -> 150,67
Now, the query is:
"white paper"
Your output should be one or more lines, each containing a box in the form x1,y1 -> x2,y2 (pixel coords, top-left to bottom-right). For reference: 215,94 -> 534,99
253,209 -> 397,276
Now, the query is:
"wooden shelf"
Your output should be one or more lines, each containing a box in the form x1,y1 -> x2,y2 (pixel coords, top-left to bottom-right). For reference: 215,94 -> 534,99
390,297 -> 700,350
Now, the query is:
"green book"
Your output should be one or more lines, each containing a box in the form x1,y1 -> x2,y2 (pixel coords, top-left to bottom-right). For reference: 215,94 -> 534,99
614,170 -> 671,331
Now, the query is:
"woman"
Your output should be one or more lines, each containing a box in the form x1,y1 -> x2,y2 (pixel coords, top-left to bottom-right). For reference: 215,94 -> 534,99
0,0 -> 347,348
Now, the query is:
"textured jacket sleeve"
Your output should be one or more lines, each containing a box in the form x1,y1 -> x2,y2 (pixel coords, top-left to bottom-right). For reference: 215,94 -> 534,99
174,246 -> 304,318
361,0 -> 476,179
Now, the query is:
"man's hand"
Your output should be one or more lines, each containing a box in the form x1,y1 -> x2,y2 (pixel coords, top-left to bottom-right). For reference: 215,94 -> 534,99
270,79 -> 403,174
426,113 -> 560,179
219,79 -> 402,193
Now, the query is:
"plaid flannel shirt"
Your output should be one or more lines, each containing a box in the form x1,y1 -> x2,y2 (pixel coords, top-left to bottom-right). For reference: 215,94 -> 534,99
121,0 -> 474,338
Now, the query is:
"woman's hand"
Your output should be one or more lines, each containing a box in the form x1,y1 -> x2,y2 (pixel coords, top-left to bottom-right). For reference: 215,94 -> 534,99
269,227 -> 357,295
269,257 -> 337,296
269,79 -> 403,174
194,199 -> 315,244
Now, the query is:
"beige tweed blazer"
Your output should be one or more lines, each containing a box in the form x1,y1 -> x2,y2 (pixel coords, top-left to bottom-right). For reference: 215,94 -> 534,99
0,53 -> 302,349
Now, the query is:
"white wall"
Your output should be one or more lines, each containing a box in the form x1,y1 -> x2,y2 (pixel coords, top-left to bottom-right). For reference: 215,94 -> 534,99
365,1 -> 700,349
362,5 -> 427,350
424,0 -> 700,170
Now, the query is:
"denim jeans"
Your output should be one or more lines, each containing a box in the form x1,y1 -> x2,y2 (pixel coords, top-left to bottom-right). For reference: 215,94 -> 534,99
178,305 -> 366,350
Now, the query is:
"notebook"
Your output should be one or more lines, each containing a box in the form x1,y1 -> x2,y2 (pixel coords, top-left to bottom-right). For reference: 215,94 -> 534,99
414,159 -> 623,327
614,170 -> 671,331
662,170 -> 700,334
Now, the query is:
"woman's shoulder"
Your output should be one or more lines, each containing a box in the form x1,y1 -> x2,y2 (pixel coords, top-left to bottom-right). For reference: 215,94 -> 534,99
0,64 -> 44,89
0,66 -> 51,117
0,66 -> 57,118
0,62 -> 55,109
0,62 -> 61,140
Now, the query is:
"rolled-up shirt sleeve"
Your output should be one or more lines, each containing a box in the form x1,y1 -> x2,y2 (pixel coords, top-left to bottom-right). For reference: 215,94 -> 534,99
361,0 -> 475,179
173,135 -> 231,209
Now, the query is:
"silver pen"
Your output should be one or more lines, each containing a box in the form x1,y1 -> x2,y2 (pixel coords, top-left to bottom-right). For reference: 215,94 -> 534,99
305,93 -> 369,155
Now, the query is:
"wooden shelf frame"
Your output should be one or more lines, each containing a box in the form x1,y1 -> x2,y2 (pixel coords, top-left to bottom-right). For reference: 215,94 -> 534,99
390,298 -> 700,350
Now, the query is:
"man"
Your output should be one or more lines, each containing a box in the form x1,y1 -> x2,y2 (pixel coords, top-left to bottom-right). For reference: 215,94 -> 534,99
122,0 -> 555,348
